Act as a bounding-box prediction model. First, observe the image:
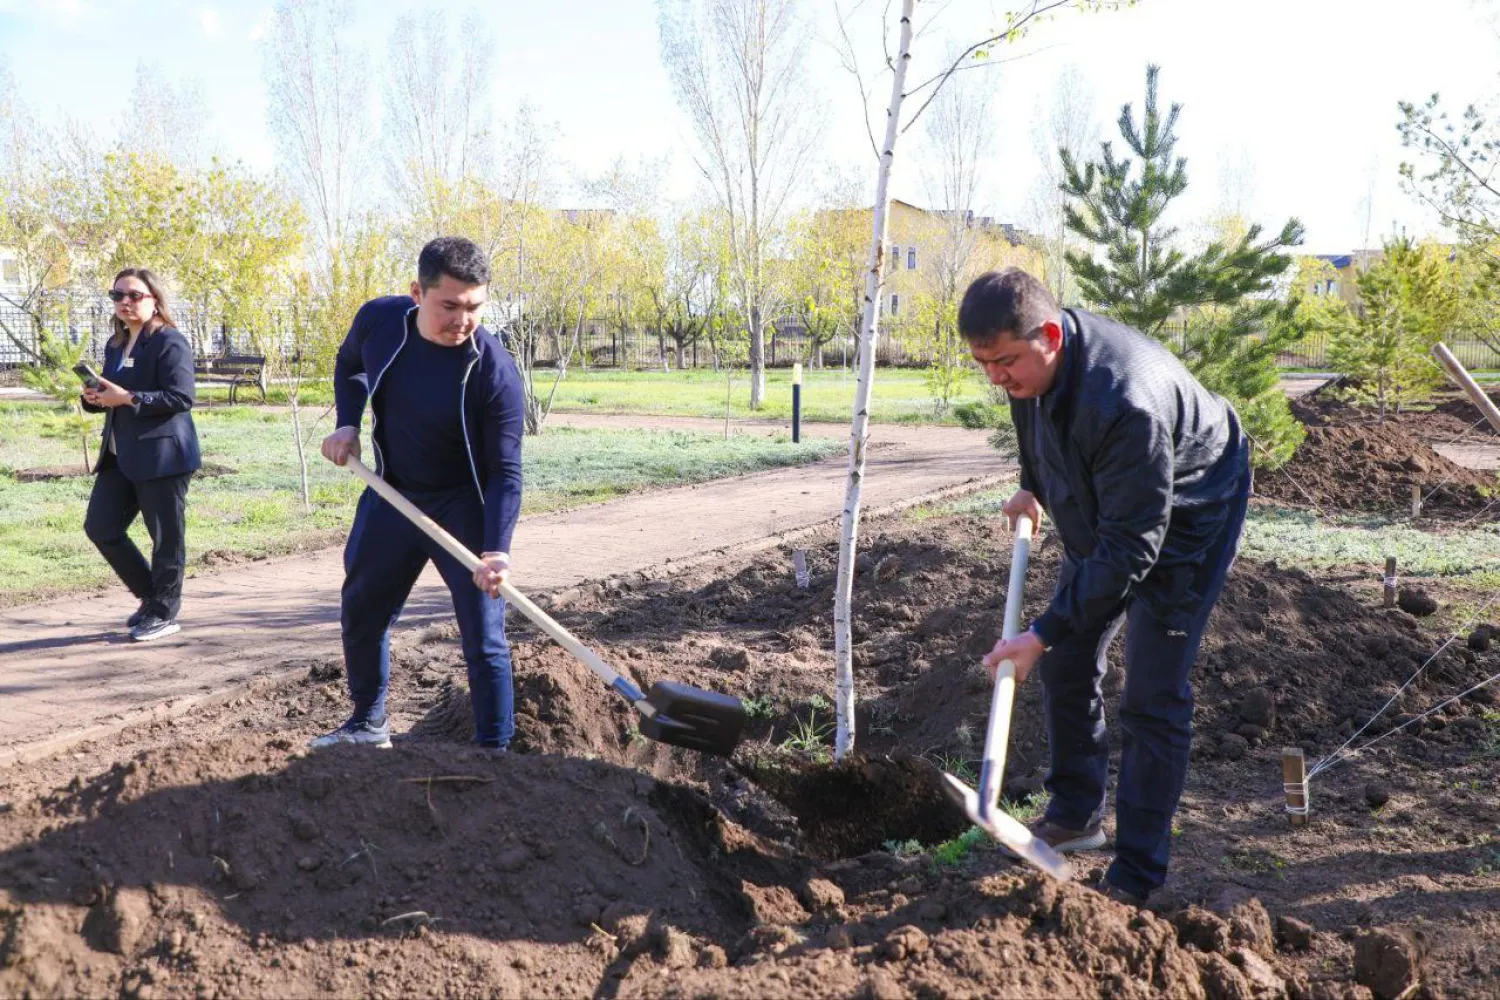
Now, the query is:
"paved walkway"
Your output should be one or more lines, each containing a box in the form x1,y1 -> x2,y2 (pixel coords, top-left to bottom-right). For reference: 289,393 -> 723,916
0,417 -> 1006,764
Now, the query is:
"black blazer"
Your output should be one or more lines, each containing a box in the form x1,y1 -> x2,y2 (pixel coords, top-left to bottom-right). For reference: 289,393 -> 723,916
82,325 -> 202,481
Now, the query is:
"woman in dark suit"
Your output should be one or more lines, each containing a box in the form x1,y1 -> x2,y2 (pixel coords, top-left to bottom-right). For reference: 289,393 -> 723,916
81,268 -> 201,641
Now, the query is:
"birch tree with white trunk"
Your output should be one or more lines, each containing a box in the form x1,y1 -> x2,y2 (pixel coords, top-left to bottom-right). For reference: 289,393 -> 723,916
830,0 -> 1133,761
657,0 -> 821,410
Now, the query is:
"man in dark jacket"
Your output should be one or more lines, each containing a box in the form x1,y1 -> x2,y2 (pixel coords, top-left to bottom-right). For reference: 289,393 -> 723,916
961,268 -> 1250,904
314,237 -> 525,752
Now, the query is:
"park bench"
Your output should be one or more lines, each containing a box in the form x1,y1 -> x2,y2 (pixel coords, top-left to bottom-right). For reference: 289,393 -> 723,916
194,353 -> 267,404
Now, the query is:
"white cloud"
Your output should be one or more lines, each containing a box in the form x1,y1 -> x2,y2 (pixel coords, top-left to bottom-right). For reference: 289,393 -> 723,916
246,6 -> 272,42
198,6 -> 222,40
0,0 -> 100,29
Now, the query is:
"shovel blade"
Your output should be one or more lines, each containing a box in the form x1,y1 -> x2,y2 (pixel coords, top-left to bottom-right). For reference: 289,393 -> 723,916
639,680 -> 746,757
941,773 -> 1072,881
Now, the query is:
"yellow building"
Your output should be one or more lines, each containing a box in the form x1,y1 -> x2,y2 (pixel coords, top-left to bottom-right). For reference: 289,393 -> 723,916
876,199 -> 1040,323
1299,250 -> 1382,309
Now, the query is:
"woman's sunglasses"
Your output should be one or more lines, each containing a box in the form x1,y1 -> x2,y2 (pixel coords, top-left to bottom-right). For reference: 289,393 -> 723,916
108,289 -> 152,303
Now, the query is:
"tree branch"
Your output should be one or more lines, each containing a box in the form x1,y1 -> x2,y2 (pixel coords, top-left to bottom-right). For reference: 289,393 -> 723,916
897,0 -> 1076,134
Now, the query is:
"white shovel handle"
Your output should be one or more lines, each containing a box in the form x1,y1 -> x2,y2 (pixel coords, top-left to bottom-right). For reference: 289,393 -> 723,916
977,514 -> 1033,819
344,457 -> 651,711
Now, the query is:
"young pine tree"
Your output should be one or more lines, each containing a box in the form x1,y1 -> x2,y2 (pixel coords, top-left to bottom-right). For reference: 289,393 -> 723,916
1061,64 -> 1306,467
1328,237 -> 1454,423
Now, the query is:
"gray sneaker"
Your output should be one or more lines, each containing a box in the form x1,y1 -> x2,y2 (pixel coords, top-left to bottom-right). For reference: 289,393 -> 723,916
309,718 -> 392,749
129,614 -> 180,642
127,600 -> 151,629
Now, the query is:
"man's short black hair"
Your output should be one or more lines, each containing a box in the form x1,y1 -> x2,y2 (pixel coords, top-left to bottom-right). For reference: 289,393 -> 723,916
957,268 -> 1060,345
417,236 -> 490,290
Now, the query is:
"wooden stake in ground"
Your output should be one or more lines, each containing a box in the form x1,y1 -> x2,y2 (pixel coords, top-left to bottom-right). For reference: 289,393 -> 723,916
1411,484 -> 1422,520
1282,747 -> 1308,826
1384,556 -> 1398,609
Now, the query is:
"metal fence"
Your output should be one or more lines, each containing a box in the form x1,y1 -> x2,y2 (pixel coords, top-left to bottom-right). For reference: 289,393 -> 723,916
1155,324 -> 1500,371
515,317 -> 914,370
6,296 -> 1500,376
0,298 -> 253,368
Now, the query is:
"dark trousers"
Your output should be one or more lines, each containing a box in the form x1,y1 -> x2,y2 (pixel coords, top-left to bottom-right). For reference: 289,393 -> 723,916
341,485 -> 515,748
84,459 -> 191,619
1039,486 -> 1249,898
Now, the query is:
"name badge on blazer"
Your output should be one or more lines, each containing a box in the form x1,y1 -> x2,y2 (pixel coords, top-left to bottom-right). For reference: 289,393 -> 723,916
121,357 -> 135,369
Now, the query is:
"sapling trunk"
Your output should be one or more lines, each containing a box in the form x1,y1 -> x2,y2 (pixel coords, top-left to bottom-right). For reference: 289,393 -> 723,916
290,388 -> 311,512
832,0 -> 915,761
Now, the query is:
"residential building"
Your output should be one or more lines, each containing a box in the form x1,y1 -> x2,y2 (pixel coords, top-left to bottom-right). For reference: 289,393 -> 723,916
823,199 -> 1042,323
1300,250 -> 1383,308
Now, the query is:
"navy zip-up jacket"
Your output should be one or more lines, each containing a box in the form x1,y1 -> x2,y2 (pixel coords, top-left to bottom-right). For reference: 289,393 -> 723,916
1014,309 -> 1249,646
334,296 -> 524,555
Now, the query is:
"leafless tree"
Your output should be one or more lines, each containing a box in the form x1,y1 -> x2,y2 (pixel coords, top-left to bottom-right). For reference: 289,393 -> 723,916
917,50 -> 995,321
1024,63 -> 1096,304
658,0 -> 822,409
121,63 -> 213,167
381,10 -> 494,233
263,0 -> 372,268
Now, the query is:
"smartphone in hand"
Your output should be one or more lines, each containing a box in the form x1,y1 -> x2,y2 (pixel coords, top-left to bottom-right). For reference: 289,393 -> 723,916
72,361 -> 102,390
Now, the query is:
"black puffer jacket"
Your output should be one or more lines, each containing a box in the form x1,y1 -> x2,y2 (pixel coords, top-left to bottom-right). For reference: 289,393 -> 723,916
1014,309 -> 1249,645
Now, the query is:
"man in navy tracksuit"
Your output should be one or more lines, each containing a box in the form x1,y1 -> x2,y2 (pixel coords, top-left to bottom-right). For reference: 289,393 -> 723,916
313,237 -> 525,751
963,268 -> 1251,905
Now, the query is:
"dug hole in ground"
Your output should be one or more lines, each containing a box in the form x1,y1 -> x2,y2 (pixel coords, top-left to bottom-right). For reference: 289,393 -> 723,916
3,391 -> 1499,999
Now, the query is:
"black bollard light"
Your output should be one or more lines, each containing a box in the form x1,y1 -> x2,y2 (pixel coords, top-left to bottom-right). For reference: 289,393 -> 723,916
792,362 -> 802,443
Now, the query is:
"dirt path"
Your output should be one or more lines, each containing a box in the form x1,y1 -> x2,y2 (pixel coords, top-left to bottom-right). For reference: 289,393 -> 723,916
0,418 -> 1005,766
1434,441 -> 1500,471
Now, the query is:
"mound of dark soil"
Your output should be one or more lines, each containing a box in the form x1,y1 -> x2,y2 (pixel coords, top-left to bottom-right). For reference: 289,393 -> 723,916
1192,560 -> 1499,760
0,734 -> 1297,1000
557,520 -> 1500,784
0,738 -> 781,998
1257,388 -> 1500,519
5,510 -> 1495,997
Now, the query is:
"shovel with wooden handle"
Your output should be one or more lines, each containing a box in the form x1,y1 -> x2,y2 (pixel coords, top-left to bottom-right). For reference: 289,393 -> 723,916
344,457 -> 747,757
941,515 -> 1071,880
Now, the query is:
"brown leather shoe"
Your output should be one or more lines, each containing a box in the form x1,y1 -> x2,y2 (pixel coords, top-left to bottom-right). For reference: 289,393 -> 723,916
1001,818 -> 1107,860
1094,876 -> 1146,906
1027,818 -> 1107,853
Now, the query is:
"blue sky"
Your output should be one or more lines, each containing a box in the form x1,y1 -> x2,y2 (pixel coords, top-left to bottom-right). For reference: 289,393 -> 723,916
1,0 -> 1496,253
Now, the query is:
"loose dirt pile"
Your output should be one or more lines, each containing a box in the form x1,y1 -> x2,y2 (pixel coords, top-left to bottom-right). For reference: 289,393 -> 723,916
3,512 -> 1499,997
0,735 -> 1288,1000
1255,389 -> 1500,518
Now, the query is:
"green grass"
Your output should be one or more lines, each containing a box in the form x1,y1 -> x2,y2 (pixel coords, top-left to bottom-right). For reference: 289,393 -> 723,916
0,401 -> 843,604
931,827 -> 990,868
1223,848 -> 1288,878
927,752 -> 978,785
742,695 -> 775,721
541,367 -> 995,425
920,487 -> 1500,588
779,709 -> 834,764
1001,792 -> 1047,824
195,366 -> 998,422
1240,507 -> 1500,581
